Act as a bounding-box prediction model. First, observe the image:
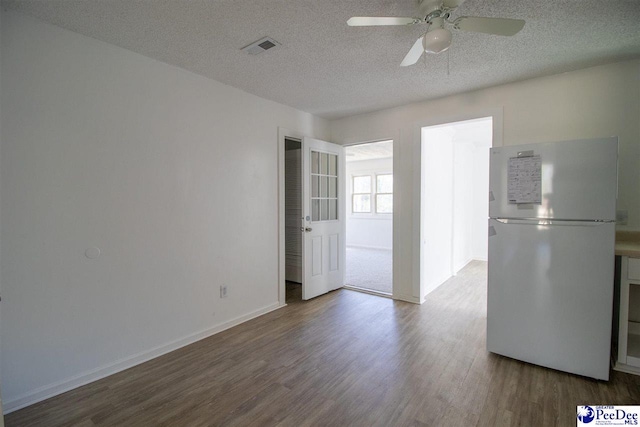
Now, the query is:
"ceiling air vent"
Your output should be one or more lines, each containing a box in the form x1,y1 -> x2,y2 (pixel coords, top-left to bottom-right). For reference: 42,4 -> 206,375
241,37 -> 280,55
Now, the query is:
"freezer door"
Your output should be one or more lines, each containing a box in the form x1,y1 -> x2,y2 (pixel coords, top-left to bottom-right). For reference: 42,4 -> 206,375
489,138 -> 617,220
487,218 -> 615,380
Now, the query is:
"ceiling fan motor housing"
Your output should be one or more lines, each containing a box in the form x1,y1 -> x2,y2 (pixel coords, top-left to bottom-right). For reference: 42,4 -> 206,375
418,0 -> 445,17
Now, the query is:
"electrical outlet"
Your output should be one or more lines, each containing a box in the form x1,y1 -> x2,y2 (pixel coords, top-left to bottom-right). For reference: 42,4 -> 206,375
220,285 -> 228,298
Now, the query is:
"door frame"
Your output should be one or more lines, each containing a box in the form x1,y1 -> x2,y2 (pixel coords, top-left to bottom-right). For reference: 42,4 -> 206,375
342,139 -> 395,298
414,108 -> 504,303
278,127 -> 304,306
278,128 -> 349,304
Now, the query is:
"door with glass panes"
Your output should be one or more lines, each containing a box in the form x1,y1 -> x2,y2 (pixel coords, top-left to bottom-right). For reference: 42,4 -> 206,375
302,137 -> 345,300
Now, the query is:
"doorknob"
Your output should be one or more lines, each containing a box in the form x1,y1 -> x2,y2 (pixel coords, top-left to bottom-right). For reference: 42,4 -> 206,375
304,227 -> 312,232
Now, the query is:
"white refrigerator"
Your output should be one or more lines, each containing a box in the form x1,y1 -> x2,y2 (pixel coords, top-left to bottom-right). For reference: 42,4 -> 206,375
487,137 -> 618,380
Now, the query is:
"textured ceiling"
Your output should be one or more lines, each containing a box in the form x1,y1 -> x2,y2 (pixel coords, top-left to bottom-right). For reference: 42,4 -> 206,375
346,140 -> 394,162
4,0 -> 640,120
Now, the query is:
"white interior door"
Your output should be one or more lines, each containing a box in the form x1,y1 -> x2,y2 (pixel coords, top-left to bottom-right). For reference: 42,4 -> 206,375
302,137 -> 345,300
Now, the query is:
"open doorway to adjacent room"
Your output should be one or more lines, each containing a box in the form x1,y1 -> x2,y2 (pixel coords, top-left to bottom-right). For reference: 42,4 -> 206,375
344,140 -> 393,296
284,137 -> 303,302
421,117 -> 492,298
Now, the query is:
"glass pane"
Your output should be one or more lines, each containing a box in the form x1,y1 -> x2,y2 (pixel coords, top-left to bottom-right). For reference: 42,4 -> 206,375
376,194 -> 393,213
321,199 -> 329,221
353,176 -> 371,193
329,154 -> 337,176
312,199 -> 320,222
329,199 -> 337,220
321,153 -> 329,175
311,151 -> 319,174
321,176 -> 328,198
353,194 -> 371,213
328,177 -> 337,198
312,175 -> 319,197
377,174 -> 393,193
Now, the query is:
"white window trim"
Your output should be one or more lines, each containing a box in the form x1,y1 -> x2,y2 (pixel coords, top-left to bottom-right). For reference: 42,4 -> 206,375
349,171 -> 393,218
351,174 -> 372,214
375,173 -> 393,214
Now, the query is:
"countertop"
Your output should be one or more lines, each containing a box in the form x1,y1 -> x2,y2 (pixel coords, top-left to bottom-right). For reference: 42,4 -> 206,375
616,231 -> 640,258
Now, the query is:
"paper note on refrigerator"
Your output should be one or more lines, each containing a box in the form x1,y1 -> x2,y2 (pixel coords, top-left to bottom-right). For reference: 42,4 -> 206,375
508,155 -> 542,204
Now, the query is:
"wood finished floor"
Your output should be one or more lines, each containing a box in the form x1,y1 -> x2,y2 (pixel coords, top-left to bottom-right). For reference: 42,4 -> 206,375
6,261 -> 640,426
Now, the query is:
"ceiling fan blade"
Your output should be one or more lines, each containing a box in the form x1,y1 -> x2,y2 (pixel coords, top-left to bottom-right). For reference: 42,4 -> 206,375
347,16 -> 418,26
400,37 -> 425,67
454,16 -> 525,36
443,0 -> 465,8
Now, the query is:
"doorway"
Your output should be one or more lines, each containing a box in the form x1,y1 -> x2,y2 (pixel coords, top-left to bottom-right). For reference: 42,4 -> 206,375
284,138 -> 303,301
344,140 -> 393,296
421,117 -> 492,297
281,135 -> 346,302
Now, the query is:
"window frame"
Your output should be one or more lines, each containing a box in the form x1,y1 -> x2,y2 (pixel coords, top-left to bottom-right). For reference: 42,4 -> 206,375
351,174 -> 372,214
310,150 -> 339,222
374,173 -> 393,214
349,172 -> 393,216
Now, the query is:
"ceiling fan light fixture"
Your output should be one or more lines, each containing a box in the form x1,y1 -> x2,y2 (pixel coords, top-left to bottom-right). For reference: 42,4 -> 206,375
422,28 -> 452,54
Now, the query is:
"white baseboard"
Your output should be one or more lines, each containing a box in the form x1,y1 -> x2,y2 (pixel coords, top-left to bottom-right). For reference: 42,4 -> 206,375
453,258 -> 473,275
423,271 -> 452,299
4,302 -> 283,414
346,244 -> 392,251
393,293 -> 421,304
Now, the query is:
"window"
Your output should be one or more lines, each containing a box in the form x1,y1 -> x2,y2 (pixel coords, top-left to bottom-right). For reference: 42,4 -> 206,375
376,174 -> 393,214
352,176 -> 371,213
311,151 -> 338,222
351,173 -> 393,214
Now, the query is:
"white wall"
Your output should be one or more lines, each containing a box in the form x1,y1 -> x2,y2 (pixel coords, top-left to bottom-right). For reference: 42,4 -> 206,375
330,59 -> 640,302
421,127 -> 453,295
452,139 -> 474,272
452,119 -> 492,268
471,141 -> 491,261
345,157 -> 393,250
0,11 -> 329,411
422,119 -> 491,296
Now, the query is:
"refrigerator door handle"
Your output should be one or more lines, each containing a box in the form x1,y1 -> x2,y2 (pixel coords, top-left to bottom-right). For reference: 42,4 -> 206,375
494,218 -> 614,226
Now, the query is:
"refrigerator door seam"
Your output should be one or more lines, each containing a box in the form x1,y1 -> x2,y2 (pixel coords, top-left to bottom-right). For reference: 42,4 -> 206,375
494,218 -> 615,223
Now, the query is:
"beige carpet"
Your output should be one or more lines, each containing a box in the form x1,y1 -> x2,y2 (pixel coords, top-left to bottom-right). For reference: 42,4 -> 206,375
345,246 -> 392,294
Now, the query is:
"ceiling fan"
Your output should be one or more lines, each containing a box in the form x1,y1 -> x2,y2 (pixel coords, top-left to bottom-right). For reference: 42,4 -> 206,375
347,0 -> 525,66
